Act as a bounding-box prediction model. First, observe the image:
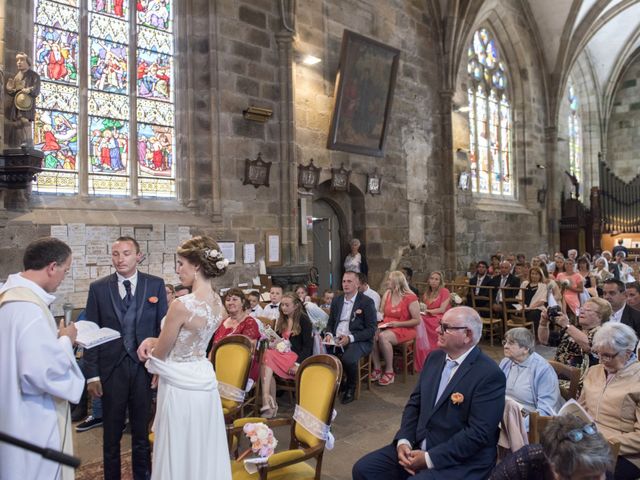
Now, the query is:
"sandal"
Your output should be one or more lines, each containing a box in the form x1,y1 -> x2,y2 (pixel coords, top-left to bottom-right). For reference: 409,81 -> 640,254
369,368 -> 382,382
378,372 -> 395,386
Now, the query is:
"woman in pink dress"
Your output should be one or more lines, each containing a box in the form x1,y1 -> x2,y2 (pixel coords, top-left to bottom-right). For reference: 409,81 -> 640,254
555,257 -> 584,319
415,271 -> 451,371
260,293 -> 313,418
370,271 -> 421,386
212,288 -> 261,381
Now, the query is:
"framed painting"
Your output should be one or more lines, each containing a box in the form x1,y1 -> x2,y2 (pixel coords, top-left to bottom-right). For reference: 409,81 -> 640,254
327,30 -> 400,157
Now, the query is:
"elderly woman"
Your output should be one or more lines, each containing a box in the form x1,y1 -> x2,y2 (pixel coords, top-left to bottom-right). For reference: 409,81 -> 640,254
593,257 -> 613,296
490,414 -> 613,480
370,270 -> 420,386
344,238 -> 368,275
500,328 -> 562,423
539,297 -> 611,380
580,322 -> 640,480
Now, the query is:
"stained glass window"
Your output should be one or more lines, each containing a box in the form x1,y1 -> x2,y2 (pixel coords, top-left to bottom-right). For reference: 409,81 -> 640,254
568,83 -> 582,196
33,0 -> 175,198
467,28 -> 512,196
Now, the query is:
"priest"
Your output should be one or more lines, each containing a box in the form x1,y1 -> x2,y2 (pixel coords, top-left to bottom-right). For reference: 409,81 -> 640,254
0,237 -> 85,480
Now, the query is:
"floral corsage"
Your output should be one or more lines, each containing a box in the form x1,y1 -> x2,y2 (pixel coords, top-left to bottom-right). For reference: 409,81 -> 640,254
450,392 -> 464,405
148,296 -> 159,304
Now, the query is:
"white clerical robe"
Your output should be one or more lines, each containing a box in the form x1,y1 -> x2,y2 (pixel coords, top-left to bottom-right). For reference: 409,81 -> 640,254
0,273 -> 84,480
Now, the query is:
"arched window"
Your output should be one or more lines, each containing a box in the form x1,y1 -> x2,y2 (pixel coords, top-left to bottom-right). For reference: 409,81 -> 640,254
568,83 -> 582,194
33,0 -> 175,198
467,28 -> 512,196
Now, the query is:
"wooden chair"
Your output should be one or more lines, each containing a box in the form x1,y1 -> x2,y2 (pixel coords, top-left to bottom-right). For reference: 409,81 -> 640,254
392,338 -> 415,383
470,286 -> 501,346
228,354 -> 342,480
548,360 -> 581,401
211,335 -> 255,424
501,286 -> 534,335
355,353 -> 371,400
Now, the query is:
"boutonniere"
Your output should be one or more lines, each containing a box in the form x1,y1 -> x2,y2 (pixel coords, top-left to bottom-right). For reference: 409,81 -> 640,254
450,392 -> 464,405
350,309 -> 363,322
148,296 -> 159,304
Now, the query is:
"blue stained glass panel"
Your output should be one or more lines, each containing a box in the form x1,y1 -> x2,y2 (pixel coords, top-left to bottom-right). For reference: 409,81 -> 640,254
91,0 -> 128,18
34,110 -> 79,171
89,116 -> 129,174
137,123 -> 174,176
89,38 -> 128,94
35,26 -> 79,84
137,50 -> 172,101
137,0 -> 172,31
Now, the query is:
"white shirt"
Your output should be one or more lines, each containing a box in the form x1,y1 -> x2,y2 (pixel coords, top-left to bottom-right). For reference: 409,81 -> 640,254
362,286 -> 381,311
117,271 -> 138,298
0,273 -> 84,480
397,346 -> 475,469
336,296 -> 355,339
475,274 -> 487,295
611,305 -> 625,323
263,302 -> 281,321
250,304 -> 264,318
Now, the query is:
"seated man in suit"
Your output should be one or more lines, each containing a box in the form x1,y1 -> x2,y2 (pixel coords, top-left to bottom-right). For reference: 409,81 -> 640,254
467,260 -> 492,307
603,279 -> 640,339
353,306 -> 506,479
324,271 -> 377,404
491,261 -> 521,315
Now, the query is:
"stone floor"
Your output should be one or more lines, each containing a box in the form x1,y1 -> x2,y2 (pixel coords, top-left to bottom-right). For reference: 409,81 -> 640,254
73,342 -> 554,479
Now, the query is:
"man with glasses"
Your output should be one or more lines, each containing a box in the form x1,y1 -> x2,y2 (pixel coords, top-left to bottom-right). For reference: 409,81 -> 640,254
602,279 -> 640,339
353,306 -> 506,479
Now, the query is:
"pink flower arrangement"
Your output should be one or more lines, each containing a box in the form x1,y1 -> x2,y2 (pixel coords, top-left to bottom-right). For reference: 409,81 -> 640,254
242,423 -> 278,458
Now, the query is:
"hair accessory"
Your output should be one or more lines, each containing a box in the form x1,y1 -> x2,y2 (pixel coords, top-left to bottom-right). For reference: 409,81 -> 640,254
204,248 -> 230,270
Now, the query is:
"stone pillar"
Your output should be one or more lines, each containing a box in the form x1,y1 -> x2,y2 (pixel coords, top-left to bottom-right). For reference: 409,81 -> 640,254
439,89 -> 456,277
0,0 -> 5,152
545,125 -> 559,248
275,29 -> 298,264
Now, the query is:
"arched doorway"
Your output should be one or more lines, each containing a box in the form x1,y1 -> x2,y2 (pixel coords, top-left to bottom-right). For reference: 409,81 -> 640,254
312,180 -> 366,291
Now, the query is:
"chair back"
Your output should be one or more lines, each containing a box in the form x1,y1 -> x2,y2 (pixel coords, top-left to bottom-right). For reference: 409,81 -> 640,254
470,285 -> 494,318
501,286 -> 526,324
548,360 -> 581,400
293,354 -> 342,448
528,411 -> 553,444
211,334 -> 253,411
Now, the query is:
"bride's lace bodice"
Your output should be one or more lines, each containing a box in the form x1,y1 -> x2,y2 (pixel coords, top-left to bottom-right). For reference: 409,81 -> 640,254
168,292 -> 224,362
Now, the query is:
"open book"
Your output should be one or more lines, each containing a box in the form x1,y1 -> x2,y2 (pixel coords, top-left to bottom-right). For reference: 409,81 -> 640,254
75,321 -> 121,349
556,398 -> 594,423
262,325 -> 283,344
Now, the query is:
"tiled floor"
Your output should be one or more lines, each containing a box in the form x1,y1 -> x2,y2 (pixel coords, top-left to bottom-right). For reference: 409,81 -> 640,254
73,342 -> 551,479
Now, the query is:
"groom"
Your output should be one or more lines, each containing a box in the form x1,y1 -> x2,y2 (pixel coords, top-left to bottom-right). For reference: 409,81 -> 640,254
84,236 -> 167,480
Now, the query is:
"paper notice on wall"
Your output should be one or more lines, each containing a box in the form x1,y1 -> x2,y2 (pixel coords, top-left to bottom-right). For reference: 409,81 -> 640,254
268,235 -> 279,263
244,244 -> 256,264
50,225 -> 68,239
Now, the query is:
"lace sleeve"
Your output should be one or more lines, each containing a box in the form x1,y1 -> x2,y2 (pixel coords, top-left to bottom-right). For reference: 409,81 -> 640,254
239,316 -> 261,341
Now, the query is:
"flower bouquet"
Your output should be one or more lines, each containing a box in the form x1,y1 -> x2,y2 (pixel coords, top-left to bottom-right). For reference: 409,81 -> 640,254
275,339 -> 291,353
450,293 -> 463,305
239,422 -> 278,473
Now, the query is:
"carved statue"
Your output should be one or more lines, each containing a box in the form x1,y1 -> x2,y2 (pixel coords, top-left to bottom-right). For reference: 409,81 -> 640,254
4,52 -> 41,148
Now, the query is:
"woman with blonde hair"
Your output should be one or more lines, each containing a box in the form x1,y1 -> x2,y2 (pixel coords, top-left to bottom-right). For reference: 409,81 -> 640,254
370,270 -> 420,385
415,271 -> 450,371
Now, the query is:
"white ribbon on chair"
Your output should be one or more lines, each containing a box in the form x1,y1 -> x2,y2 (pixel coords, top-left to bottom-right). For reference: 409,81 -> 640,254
293,405 -> 337,450
217,381 -> 246,402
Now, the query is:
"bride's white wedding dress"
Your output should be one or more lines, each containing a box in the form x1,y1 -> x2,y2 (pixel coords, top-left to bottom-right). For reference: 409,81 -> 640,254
146,292 -> 231,480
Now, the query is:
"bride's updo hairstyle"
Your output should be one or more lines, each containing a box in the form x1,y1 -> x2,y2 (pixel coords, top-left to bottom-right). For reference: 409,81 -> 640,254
176,235 -> 229,279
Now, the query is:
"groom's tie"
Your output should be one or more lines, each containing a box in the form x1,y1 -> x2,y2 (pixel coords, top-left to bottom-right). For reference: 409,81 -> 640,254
123,279 -> 133,308
435,359 -> 458,404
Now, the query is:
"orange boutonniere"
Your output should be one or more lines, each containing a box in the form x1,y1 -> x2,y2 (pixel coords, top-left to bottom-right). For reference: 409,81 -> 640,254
148,296 -> 159,304
450,392 -> 464,405
355,309 -> 362,315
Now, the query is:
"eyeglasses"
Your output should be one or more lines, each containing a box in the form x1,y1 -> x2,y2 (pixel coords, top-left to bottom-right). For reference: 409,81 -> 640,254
501,339 -> 518,346
592,350 -> 622,361
565,423 -> 598,442
439,322 -> 469,334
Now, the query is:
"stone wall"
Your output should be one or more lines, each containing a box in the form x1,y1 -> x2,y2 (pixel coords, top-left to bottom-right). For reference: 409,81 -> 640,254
607,54 -> 640,182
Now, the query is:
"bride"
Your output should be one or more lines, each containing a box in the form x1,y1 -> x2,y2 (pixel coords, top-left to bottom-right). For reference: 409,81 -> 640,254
137,236 -> 231,480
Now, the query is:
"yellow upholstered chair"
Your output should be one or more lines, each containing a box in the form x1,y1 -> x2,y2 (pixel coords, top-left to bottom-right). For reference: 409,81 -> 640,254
211,334 -> 254,423
228,354 -> 342,480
